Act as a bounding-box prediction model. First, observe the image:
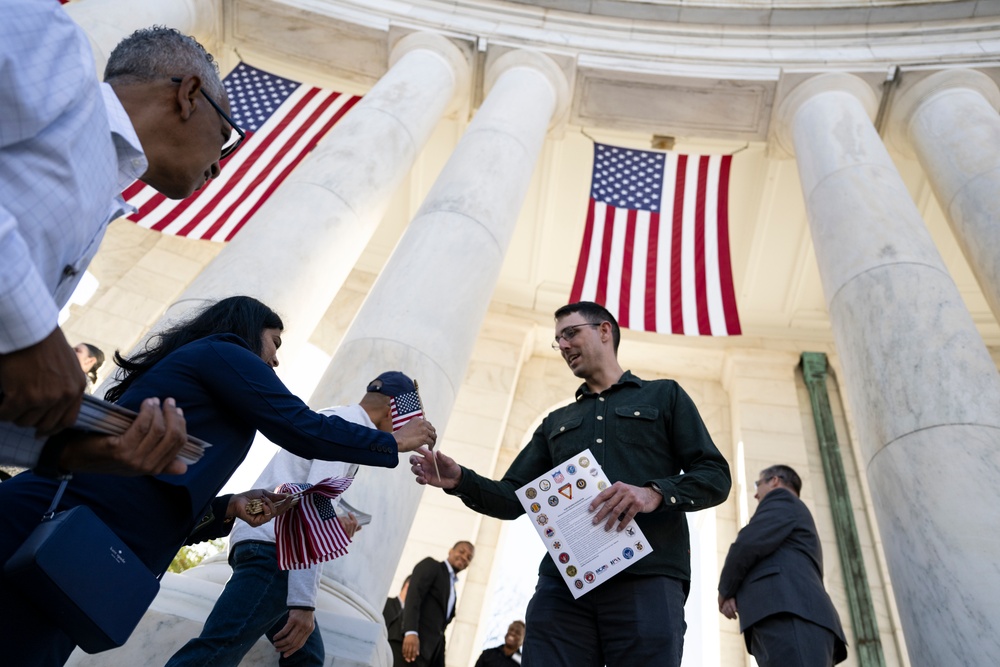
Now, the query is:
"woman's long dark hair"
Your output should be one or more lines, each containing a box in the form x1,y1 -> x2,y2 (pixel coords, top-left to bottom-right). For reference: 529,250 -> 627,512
81,343 -> 105,384
105,296 -> 283,403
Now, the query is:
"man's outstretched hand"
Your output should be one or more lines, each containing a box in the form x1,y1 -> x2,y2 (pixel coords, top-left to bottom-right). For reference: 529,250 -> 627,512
409,446 -> 461,490
0,327 -> 86,436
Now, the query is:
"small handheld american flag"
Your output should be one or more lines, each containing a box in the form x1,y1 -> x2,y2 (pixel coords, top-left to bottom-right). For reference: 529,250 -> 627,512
274,476 -> 353,570
390,388 -> 424,431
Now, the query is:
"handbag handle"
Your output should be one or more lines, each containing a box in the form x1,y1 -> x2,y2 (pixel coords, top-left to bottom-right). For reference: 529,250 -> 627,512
42,478 -> 71,522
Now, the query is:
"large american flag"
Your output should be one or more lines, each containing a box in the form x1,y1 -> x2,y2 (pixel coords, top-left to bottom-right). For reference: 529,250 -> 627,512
123,63 -> 361,241
570,143 -> 741,336
274,477 -> 353,570
390,390 -> 424,431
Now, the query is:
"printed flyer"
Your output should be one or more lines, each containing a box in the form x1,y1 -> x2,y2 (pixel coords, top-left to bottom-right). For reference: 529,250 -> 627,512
516,448 -> 652,598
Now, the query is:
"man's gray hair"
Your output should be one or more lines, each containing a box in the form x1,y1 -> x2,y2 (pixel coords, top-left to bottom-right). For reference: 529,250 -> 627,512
760,464 -> 802,496
104,26 -> 224,99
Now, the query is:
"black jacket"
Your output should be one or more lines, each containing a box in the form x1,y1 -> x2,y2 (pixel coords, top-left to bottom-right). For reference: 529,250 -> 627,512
402,558 -> 454,662
718,487 -> 847,662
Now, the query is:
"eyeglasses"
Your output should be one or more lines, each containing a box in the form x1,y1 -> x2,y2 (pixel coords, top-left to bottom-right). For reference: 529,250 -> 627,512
551,322 -> 601,349
753,475 -> 785,489
170,77 -> 246,160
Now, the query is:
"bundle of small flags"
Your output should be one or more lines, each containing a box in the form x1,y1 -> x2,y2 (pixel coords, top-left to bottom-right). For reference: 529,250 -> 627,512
274,476 -> 354,570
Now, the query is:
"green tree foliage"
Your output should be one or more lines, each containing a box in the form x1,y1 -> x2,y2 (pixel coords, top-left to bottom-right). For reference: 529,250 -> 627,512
168,538 -> 227,574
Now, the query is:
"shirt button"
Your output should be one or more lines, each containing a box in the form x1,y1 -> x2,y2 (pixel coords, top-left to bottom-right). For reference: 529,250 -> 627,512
596,438 -> 603,444
596,415 -> 603,421
670,496 -> 677,504
560,426 -> 565,432
598,397 -> 605,402
634,411 -> 640,416
62,265 -> 78,277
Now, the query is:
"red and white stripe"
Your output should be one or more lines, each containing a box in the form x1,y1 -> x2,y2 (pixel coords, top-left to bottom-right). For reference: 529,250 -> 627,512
124,87 -> 360,242
274,477 -> 353,571
570,153 -> 740,336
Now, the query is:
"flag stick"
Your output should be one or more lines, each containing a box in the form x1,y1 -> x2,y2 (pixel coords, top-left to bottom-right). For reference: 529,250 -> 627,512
413,379 -> 441,483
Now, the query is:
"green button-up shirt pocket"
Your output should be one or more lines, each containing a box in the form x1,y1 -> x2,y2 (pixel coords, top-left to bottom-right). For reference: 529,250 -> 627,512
547,416 -> 584,462
613,405 -> 661,447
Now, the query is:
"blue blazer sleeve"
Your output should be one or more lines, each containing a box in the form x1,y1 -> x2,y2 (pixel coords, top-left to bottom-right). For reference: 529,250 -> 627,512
198,335 -> 398,466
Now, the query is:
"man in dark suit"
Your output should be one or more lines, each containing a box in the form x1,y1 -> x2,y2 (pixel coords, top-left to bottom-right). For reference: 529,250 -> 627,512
401,541 -> 475,666
718,464 -> 848,667
383,576 -> 410,667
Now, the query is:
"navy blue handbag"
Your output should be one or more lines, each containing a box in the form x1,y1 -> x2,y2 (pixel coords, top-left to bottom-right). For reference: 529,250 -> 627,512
3,479 -> 160,653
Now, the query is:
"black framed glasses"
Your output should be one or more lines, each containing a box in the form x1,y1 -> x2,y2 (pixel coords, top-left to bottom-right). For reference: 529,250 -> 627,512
171,77 -> 246,160
754,474 -> 784,488
551,322 -> 602,349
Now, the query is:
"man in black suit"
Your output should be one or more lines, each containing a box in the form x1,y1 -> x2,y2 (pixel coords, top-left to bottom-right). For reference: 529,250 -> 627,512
401,541 -> 475,666
718,464 -> 848,667
382,576 -> 410,667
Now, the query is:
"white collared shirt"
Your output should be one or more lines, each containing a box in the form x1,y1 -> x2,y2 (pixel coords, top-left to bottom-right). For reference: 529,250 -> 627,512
445,558 -> 458,620
0,0 -> 148,467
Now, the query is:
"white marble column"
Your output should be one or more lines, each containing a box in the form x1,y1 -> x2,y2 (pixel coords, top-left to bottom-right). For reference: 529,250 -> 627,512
155,33 -> 470,363
888,69 -> 1000,321
775,73 -> 1000,666
307,49 -> 569,665
65,0 -> 216,74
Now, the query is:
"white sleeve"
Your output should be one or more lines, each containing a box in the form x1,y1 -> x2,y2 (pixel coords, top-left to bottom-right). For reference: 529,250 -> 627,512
287,564 -> 323,608
0,423 -> 46,468
284,407 -> 357,608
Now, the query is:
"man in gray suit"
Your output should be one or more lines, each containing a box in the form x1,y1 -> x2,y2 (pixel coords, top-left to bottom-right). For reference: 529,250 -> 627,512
718,464 -> 848,667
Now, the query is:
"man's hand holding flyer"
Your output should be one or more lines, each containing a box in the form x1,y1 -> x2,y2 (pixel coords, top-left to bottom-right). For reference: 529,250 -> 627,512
516,448 -> 652,598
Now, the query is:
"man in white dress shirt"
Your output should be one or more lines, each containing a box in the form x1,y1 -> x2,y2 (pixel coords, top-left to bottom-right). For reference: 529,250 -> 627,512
166,372 -> 421,667
0,1 -> 241,477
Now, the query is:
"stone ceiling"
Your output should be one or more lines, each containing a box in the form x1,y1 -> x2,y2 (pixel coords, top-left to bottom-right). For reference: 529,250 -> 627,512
495,0 -> 998,26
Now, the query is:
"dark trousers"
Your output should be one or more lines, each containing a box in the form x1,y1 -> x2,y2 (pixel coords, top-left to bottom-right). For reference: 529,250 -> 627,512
749,612 -> 838,667
166,542 -> 323,667
413,637 -> 445,667
522,574 -> 687,667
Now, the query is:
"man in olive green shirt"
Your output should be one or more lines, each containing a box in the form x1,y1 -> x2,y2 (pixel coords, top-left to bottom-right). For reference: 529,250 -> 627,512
410,301 -> 731,667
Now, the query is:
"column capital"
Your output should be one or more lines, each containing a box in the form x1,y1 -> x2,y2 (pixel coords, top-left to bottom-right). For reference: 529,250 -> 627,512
389,31 -> 472,116
484,49 -> 571,130
886,68 -> 1000,158
773,73 -> 878,157
66,0 -> 216,75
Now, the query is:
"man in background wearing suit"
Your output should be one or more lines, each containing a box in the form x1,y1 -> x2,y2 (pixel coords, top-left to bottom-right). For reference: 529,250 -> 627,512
383,576 -> 410,667
718,464 -> 848,667
402,541 -> 475,666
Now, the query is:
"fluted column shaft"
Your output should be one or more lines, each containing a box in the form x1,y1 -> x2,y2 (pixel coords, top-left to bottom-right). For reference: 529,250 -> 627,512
65,0 -> 215,74
311,49 -> 569,614
777,73 -> 1000,667
890,69 -> 1000,321
156,33 -> 469,362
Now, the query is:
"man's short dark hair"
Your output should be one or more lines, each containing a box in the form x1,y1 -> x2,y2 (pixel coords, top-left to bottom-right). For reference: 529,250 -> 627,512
761,464 -> 802,496
453,540 -> 475,552
554,301 -> 620,353
104,26 -> 224,99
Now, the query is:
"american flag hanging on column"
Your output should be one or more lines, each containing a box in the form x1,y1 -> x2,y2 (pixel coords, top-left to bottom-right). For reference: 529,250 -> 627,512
122,63 -> 361,242
570,142 -> 741,336
274,477 -> 353,570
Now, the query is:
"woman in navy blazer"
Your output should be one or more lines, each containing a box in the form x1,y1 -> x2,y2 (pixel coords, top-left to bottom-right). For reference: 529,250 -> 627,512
0,296 -> 436,666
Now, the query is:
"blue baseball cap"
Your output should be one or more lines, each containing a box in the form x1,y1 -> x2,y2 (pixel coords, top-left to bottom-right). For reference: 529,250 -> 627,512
366,371 -> 416,398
